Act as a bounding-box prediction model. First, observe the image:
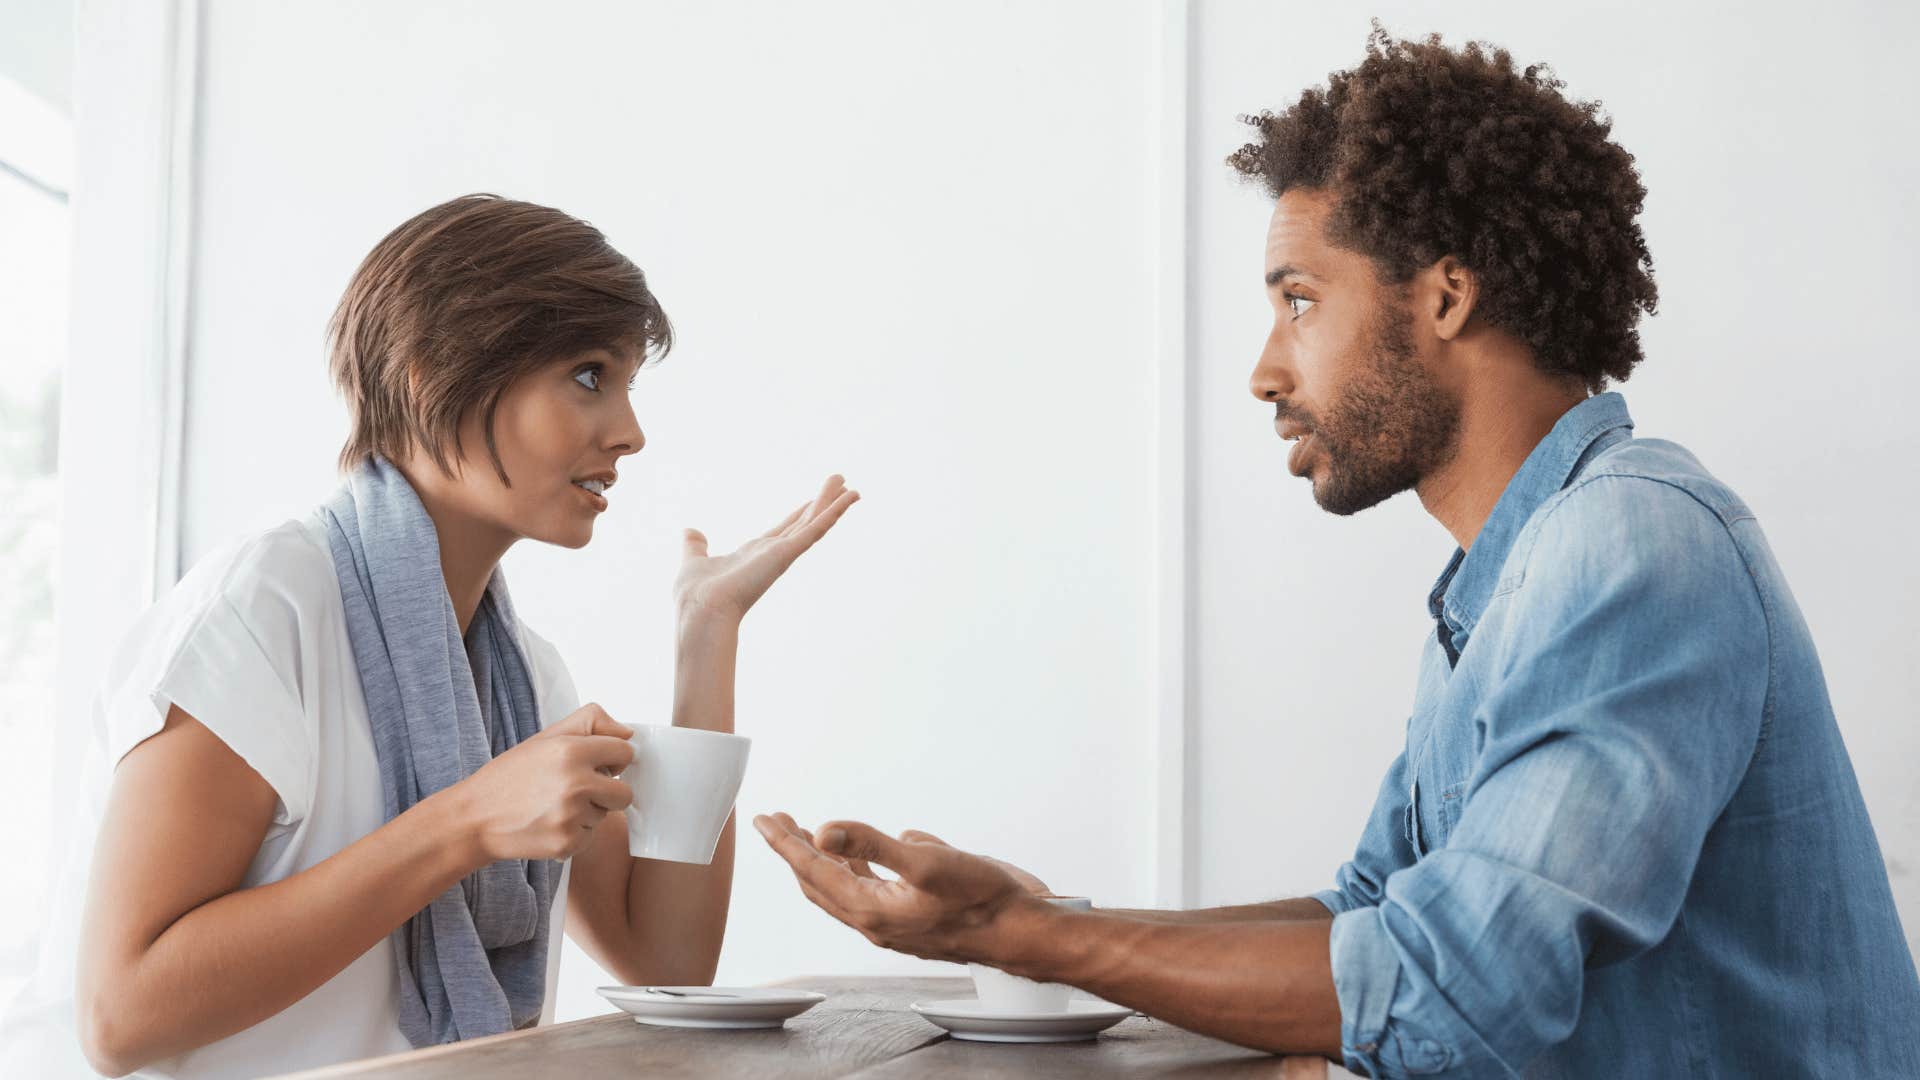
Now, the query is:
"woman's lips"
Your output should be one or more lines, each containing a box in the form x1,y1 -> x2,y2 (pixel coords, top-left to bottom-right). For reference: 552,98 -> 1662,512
573,482 -> 608,512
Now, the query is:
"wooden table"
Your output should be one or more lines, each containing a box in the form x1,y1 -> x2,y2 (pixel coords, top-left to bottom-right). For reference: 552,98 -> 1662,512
276,976 -> 1351,1078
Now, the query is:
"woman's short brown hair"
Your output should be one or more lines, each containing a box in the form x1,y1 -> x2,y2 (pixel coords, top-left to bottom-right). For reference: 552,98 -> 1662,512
329,193 -> 673,480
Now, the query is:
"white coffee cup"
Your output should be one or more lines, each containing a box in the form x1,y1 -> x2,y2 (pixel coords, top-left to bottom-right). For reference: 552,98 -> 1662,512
967,895 -> 1093,1013
618,725 -> 751,864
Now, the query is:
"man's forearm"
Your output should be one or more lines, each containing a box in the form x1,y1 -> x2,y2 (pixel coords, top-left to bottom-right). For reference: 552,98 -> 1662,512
1100,897 -> 1334,925
986,904 -> 1343,1057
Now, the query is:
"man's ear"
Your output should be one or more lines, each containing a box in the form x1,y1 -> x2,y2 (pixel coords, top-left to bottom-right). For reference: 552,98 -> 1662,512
1423,256 -> 1478,342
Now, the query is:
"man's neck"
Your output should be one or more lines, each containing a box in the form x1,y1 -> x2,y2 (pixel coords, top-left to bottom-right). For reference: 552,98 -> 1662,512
1417,376 -> 1588,552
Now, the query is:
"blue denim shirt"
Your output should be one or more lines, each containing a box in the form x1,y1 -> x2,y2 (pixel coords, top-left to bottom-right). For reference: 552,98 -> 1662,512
1313,394 -> 1920,1078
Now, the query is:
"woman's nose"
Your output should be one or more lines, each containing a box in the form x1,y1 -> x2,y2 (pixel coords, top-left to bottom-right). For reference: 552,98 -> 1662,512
609,399 -> 645,455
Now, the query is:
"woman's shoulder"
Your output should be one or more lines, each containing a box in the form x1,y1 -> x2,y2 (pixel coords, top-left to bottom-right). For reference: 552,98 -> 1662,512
177,514 -> 339,617
97,517 -> 342,806
111,516 -> 341,692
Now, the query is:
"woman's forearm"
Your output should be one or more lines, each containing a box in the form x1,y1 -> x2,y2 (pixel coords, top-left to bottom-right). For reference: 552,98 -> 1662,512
83,788 -> 483,1075
615,613 -> 740,983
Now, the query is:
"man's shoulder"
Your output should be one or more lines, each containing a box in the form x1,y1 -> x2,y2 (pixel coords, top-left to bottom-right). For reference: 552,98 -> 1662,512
1565,437 -> 1754,527
1504,436 -> 1759,596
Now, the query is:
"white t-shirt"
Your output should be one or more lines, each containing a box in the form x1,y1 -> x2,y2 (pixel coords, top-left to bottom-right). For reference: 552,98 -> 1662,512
1,512 -> 582,1079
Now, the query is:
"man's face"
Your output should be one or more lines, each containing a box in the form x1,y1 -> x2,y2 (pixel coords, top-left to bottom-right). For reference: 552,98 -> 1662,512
1249,189 -> 1460,516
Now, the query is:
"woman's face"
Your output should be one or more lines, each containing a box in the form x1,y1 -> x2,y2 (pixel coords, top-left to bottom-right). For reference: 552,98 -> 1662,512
426,346 -> 646,549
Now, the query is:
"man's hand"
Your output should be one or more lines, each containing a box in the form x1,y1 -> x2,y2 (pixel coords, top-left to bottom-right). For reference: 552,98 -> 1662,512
751,813 -> 1044,965
888,828 -> 1054,897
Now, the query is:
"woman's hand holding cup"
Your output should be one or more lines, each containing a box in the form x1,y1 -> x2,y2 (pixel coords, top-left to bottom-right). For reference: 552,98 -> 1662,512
452,703 -> 637,863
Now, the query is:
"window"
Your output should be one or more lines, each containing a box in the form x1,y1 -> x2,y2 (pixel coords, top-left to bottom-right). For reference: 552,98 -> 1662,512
0,70 -> 71,1007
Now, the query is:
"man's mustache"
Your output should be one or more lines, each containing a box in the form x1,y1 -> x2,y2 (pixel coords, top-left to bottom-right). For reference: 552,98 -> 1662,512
1273,401 -> 1317,429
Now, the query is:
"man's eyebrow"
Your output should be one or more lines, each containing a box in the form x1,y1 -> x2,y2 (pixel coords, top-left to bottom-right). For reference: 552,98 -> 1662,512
1265,263 -> 1306,287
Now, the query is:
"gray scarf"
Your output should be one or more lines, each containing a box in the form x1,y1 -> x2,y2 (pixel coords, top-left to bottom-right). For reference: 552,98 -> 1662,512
321,455 -> 559,1047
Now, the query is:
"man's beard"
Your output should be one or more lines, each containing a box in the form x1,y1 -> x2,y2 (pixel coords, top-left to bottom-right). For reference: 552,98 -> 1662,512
1285,300 -> 1461,517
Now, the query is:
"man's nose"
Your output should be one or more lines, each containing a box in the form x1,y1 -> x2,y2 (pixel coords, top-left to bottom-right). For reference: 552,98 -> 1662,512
1249,334 -> 1294,402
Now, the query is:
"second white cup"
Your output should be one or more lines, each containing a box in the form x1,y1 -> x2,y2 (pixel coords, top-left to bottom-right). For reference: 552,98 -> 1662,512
967,895 -> 1093,1013
618,725 -> 751,864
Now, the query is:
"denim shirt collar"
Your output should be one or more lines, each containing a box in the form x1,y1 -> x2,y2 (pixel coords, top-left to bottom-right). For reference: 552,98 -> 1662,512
1427,393 -> 1636,653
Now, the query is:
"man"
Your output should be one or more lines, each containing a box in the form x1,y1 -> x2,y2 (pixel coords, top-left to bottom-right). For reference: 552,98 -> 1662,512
755,28 -> 1920,1078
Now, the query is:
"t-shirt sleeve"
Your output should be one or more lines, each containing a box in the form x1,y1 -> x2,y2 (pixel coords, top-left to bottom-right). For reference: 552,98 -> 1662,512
99,539 -> 319,827
517,621 -> 582,731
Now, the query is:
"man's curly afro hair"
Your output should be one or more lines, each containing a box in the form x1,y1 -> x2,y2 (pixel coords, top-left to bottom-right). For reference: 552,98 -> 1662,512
1228,24 -> 1658,391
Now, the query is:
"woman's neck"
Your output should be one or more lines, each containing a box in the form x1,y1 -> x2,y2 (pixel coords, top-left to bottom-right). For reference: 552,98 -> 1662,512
391,458 -> 518,635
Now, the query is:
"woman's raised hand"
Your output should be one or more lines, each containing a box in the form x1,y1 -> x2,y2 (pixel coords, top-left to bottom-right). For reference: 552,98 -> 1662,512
453,703 -> 636,863
673,474 -> 860,623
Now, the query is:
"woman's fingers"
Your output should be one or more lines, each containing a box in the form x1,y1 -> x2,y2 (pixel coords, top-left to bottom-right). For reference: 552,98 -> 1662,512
759,501 -> 810,540
792,489 -> 860,548
683,528 -> 710,558
587,774 -> 633,812
810,474 -> 847,513
785,475 -> 846,535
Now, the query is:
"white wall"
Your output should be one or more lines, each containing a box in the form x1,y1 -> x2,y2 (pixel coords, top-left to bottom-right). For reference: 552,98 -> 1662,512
1188,0 -> 1920,957
171,0 -> 1161,1021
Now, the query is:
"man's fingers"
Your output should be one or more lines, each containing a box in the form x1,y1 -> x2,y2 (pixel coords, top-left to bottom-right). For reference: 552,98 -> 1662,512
683,528 -> 710,559
815,820 -> 933,882
753,814 -> 875,909
778,814 -> 878,878
899,829 -> 949,847
772,811 -> 815,846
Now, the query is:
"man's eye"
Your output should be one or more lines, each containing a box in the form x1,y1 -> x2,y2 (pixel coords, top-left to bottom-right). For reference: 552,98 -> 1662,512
574,367 -> 601,391
1286,294 -> 1317,320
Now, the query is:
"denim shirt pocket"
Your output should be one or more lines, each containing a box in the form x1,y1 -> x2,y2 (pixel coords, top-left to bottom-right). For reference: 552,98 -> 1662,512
1435,779 -> 1469,845
1407,778 -> 1472,857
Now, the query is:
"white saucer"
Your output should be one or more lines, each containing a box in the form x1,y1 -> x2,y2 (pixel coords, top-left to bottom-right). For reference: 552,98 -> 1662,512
910,997 -> 1135,1043
596,986 -> 827,1029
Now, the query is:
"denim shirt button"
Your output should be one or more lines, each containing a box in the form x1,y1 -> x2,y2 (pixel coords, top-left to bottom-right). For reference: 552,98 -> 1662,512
1404,1037 -> 1451,1073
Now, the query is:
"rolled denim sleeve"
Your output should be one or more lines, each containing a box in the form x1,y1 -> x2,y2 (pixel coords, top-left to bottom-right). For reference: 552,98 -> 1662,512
1315,745 -> 1417,917
1328,478 -> 1769,1077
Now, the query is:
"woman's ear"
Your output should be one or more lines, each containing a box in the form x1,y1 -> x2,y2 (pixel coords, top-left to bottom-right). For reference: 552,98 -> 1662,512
1423,256 -> 1478,342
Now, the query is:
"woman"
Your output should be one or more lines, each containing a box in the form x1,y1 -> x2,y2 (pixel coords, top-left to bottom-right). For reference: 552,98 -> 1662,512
2,194 -> 857,1078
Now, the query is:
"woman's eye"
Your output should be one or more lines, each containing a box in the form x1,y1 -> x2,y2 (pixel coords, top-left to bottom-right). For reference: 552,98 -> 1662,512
1286,294 -> 1317,320
573,368 -> 601,392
